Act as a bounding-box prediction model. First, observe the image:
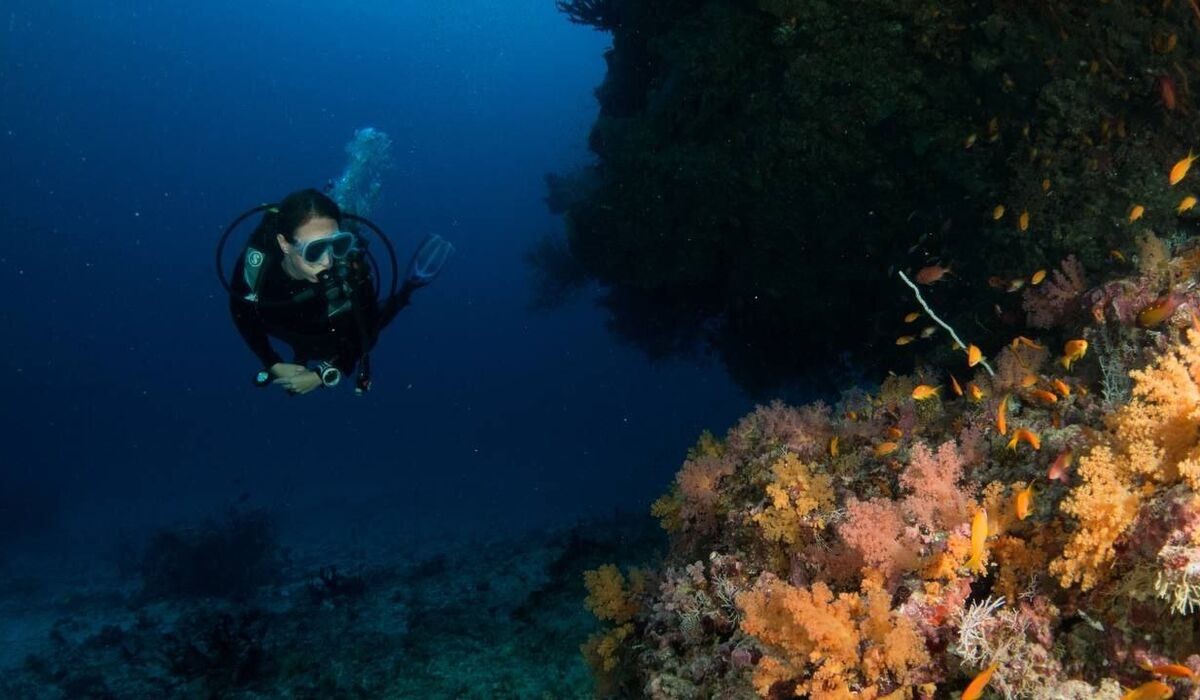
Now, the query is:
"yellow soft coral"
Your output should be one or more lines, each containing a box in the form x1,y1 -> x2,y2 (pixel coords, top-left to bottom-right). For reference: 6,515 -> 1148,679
1051,329 -> 1200,590
748,451 -> 835,545
584,564 -> 644,624
752,453 -> 835,544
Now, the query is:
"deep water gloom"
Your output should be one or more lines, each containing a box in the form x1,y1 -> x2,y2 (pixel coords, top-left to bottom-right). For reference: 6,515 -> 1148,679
3,0 -> 1200,698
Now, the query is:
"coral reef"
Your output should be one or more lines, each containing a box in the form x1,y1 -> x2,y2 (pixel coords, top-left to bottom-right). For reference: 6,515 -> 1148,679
582,241 -> 1200,698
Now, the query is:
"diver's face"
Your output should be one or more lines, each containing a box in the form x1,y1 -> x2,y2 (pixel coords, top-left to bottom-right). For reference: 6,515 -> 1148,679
278,216 -> 338,283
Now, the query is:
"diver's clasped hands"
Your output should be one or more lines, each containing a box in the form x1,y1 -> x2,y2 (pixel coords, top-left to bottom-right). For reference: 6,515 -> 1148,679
269,363 -> 323,395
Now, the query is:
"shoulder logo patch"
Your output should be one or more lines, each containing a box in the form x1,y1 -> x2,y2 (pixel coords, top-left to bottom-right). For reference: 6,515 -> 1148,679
247,250 -> 264,267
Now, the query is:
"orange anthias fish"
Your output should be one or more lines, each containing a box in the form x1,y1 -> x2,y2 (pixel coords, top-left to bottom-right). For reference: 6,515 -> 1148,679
1031,269 -> 1047,285
966,509 -> 989,575
915,264 -> 952,285
886,426 -> 904,440
1169,150 -> 1198,186
1010,336 -> 1044,351
968,383 -> 985,401
950,374 -> 964,397
962,662 -> 1000,700
996,395 -> 1009,436
1060,339 -> 1088,370
1178,195 -> 1197,214
1121,680 -> 1174,700
1048,448 -> 1074,482
912,384 -> 940,400
1139,660 -> 1196,679
1129,204 -> 1146,223
1028,388 -> 1058,405
904,311 -> 921,323
967,344 -> 983,367
1019,210 -> 1030,231
875,441 -> 900,457
1015,484 -> 1034,520
896,335 -> 917,346
1137,293 -> 1184,328
1052,378 -> 1071,397
830,435 -> 839,457
992,204 -> 1005,220
1007,428 -> 1041,451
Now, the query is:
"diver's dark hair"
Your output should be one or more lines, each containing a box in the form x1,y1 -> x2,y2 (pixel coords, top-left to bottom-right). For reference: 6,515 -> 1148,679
254,188 -> 342,246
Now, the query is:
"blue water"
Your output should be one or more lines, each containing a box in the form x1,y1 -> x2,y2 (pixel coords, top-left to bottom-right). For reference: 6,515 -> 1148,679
0,1 -> 751,552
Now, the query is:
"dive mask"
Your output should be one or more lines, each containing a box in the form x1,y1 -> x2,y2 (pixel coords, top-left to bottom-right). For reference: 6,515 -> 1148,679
294,231 -> 357,264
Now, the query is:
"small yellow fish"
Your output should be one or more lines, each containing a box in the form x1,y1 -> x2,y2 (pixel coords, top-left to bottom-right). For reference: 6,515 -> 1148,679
903,311 -> 921,323
1031,269 -> 1047,285
912,384 -> 940,400
1019,210 -> 1030,231
1169,150 -> 1198,185
896,335 -> 916,346
967,344 -> 983,367
1020,373 -> 1039,388
920,325 -> 937,338
1041,178 -> 1051,192
950,373 -> 964,397
966,509 -> 989,575
1120,680 -> 1174,700
1060,339 -> 1088,370
968,383 -> 985,401
965,133 -> 978,148
1007,428 -> 1041,451
1010,336 -> 1044,350
1178,195 -> 1197,214
1129,204 -> 1146,222
1015,484 -> 1034,520
992,204 -> 1005,220
1006,278 -> 1026,293
874,441 -> 899,457
963,662 -> 1000,700
1110,249 -> 1127,263
997,395 -> 1008,436
830,435 -> 839,457
886,426 -> 904,440
1052,378 -> 1071,397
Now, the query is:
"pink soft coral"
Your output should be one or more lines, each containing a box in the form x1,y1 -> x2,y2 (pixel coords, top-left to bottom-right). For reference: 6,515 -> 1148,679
1023,255 -> 1086,328
899,440 -> 973,532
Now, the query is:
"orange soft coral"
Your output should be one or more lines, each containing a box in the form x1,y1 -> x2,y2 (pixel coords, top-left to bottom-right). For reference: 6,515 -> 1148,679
736,572 -> 930,699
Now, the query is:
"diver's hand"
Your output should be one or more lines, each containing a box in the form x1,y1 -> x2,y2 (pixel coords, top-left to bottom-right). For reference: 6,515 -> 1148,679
269,363 -> 322,395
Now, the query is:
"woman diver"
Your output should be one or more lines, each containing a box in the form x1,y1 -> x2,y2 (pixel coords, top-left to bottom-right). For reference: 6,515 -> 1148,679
223,188 -> 453,396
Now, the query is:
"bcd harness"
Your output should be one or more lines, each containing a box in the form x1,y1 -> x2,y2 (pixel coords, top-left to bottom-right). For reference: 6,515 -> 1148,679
241,245 -> 376,393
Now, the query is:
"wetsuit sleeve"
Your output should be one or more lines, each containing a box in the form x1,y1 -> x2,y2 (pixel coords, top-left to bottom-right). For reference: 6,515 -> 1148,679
376,280 -> 419,333
229,257 -> 284,369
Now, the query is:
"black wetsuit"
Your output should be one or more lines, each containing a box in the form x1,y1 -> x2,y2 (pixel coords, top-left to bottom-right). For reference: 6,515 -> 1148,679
229,242 -> 412,377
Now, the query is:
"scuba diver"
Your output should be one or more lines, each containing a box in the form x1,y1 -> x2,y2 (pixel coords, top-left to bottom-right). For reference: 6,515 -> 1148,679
219,188 -> 453,395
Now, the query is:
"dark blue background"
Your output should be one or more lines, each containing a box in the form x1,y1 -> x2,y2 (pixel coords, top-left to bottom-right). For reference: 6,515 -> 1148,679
0,1 -> 751,550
